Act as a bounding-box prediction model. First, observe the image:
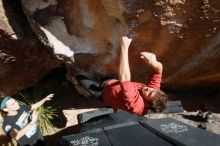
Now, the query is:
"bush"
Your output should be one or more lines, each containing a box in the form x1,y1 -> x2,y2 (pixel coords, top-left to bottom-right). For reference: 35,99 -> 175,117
19,84 -> 59,135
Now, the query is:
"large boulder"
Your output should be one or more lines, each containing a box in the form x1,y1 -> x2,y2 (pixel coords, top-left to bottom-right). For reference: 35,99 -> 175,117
21,0 -> 220,90
0,0 -> 60,95
1,0 -> 220,94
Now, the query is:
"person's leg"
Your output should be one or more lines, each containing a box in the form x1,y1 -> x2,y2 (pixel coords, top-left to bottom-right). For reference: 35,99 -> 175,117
100,77 -> 114,88
66,65 -> 92,97
76,75 -> 102,100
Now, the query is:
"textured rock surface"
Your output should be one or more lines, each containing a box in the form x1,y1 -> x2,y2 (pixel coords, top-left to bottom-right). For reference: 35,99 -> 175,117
0,0 -> 220,94
21,0 -> 220,91
0,0 -> 60,95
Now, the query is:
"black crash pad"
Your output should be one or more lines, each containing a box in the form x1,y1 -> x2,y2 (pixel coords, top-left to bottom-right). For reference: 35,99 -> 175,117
60,122 -> 174,146
80,110 -> 143,132
60,128 -> 111,146
78,108 -> 114,123
141,118 -> 220,146
109,109 -> 143,123
78,100 -> 184,125
80,115 -> 117,132
167,101 -> 184,113
104,122 -> 174,146
79,101 -> 183,132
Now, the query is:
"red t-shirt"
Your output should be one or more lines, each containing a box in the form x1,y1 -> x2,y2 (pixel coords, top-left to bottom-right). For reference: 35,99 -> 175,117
103,73 -> 162,116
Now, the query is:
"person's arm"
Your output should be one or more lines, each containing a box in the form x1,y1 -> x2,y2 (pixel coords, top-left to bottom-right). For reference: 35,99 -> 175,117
118,36 -> 132,82
9,110 -> 38,140
140,52 -> 163,74
31,93 -> 54,111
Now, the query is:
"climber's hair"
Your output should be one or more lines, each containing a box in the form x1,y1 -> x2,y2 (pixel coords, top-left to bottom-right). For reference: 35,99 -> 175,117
150,90 -> 168,113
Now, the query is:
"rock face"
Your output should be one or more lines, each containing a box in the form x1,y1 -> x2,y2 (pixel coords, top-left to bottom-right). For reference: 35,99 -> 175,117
0,0 -> 220,94
0,0 -> 60,95
21,0 -> 220,90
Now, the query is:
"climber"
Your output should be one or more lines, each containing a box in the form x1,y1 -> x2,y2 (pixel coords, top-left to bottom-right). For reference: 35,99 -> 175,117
73,36 -> 168,116
0,93 -> 54,146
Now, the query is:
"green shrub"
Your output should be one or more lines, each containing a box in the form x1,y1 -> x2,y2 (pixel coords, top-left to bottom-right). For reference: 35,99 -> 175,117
19,84 -> 59,135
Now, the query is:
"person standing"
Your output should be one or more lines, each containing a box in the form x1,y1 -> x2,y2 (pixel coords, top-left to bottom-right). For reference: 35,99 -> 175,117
0,94 -> 54,146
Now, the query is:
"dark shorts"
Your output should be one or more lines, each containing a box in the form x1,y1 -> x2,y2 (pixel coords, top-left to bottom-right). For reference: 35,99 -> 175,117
76,75 -> 113,101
